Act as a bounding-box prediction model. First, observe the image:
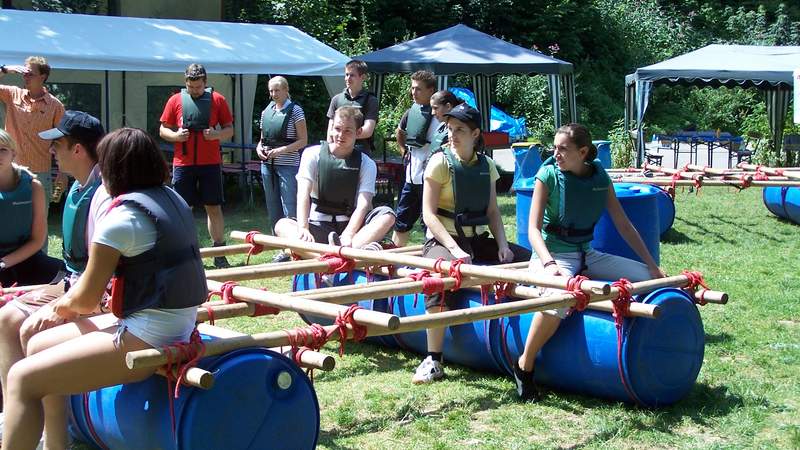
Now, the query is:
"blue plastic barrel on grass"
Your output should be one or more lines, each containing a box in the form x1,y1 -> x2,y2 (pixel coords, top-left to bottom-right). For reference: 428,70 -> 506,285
786,187 -> 800,223
654,186 -> 676,236
592,183 -> 661,264
763,186 -> 800,224
512,144 -> 542,249
70,345 -> 319,450
592,140 -> 612,169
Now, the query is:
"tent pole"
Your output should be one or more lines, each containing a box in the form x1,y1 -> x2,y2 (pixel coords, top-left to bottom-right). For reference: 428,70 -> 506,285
121,71 -> 126,127
104,70 -> 110,130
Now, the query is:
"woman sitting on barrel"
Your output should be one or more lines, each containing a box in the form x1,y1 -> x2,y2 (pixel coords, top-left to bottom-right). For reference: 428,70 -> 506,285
2,128 -> 207,449
0,129 -> 62,287
514,123 -> 665,401
412,103 -> 531,384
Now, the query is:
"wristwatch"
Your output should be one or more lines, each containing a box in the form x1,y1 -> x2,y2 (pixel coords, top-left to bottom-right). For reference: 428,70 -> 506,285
0,260 -> 6,271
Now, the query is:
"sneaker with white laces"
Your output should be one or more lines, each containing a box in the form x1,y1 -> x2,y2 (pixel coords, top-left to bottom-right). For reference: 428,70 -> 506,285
328,231 -> 341,246
271,251 -> 292,263
359,241 -> 383,252
412,356 -> 445,384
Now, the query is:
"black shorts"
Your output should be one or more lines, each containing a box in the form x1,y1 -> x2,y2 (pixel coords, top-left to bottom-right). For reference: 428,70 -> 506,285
172,164 -> 224,207
394,182 -> 423,233
303,205 -> 396,243
0,250 -> 64,287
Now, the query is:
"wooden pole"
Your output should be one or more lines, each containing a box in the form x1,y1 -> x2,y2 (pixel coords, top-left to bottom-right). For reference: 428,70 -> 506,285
611,177 -> 800,187
643,163 -> 704,182
738,163 -> 800,180
155,367 -> 214,390
229,232 -> 611,295
199,244 -> 255,258
127,273 -> 721,370
206,280 -> 399,330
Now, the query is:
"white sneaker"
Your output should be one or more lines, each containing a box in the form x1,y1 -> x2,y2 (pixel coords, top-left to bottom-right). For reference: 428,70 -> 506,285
412,356 -> 445,384
359,241 -> 383,252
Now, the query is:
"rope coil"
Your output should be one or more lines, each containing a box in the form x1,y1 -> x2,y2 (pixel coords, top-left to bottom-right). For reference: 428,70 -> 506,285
244,230 -> 265,264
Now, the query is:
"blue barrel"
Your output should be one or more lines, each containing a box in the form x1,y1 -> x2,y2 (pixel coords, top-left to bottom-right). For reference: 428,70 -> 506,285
592,183 -> 661,264
762,187 -> 789,219
512,145 -> 542,250
785,187 -> 800,223
70,346 -> 319,450
492,288 -> 703,407
654,186 -> 676,236
592,140 -> 612,169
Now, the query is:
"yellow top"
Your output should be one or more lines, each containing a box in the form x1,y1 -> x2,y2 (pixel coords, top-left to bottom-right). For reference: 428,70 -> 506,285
424,150 -> 500,237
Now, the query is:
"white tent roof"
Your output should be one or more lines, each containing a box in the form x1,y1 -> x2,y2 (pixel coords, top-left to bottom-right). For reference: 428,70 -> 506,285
0,9 -> 348,76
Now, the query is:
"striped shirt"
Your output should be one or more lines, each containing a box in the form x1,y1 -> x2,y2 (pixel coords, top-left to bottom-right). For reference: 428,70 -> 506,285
0,85 -> 65,172
259,100 -> 306,167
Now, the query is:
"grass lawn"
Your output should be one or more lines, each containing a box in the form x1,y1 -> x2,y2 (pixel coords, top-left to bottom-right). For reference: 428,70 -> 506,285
52,186 -> 799,449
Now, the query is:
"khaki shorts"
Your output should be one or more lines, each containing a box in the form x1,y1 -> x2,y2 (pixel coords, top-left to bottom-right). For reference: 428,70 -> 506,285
9,281 -> 67,317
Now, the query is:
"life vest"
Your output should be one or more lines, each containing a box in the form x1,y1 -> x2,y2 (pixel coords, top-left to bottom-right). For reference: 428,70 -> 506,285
107,186 -> 207,318
180,87 -> 213,157
62,175 -> 102,274
540,156 -> 610,244
402,103 -> 434,147
436,148 -> 491,238
312,141 -> 362,217
332,89 -> 376,153
429,122 -> 449,154
0,169 -> 33,257
261,101 -> 296,147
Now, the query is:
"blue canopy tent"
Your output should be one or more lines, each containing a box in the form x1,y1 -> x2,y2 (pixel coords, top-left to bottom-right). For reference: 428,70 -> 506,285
625,44 -> 800,165
357,24 -> 576,132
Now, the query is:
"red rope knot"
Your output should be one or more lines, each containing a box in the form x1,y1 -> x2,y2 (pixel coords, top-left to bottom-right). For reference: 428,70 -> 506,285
690,173 -> 703,192
669,171 -> 682,197
244,230 -> 265,265
318,252 -> 356,275
566,275 -> 591,311
285,323 -> 329,351
207,281 -> 239,304
407,270 -> 445,307
161,328 -> 206,436
448,259 -> 465,291
739,174 -> 752,189
696,289 -> 708,306
493,281 -> 517,302
204,305 -> 216,326
333,304 -> 367,356
681,270 -> 710,291
252,289 -> 280,316
752,170 -> 770,181
610,278 -> 634,327
774,168 -> 785,176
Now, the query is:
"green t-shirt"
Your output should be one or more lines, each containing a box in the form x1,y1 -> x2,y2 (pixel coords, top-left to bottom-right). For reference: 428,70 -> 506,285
534,164 -> 607,253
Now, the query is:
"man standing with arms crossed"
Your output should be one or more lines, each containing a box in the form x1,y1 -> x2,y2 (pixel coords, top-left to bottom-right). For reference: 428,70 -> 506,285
0,57 -> 65,244
160,63 -> 234,268
326,60 -> 379,156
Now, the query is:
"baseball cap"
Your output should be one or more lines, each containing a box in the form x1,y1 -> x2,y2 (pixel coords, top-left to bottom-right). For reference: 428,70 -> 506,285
443,103 -> 482,130
39,110 -> 105,141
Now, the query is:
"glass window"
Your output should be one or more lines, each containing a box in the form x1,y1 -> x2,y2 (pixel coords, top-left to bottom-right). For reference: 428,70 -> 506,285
48,83 -> 102,120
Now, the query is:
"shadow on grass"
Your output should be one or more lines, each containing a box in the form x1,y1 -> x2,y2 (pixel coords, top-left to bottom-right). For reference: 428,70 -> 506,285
673,217 -> 735,245
660,227 -> 695,244
705,331 -> 733,345
713,216 -> 784,243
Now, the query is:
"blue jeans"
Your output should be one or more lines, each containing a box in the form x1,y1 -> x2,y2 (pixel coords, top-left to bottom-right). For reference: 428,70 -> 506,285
261,162 -> 298,232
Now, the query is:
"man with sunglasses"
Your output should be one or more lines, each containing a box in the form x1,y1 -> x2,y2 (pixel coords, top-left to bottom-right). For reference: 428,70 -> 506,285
0,56 -> 65,235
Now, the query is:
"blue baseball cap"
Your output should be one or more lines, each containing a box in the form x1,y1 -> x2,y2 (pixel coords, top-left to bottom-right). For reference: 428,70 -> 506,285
39,110 -> 104,142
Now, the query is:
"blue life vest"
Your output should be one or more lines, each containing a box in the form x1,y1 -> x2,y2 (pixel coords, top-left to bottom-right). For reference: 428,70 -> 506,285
0,169 -> 33,257
261,101 -> 296,147
436,149 -> 492,238
107,186 -> 207,318
62,175 -> 102,274
312,141 -> 362,217
541,156 -> 610,244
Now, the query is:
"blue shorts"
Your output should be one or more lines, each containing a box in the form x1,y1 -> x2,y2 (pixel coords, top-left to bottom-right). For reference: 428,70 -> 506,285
394,182 -> 423,232
172,164 -> 224,207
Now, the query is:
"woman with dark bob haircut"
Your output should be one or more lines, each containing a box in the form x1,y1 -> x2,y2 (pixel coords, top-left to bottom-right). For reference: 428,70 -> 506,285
2,128 -> 207,449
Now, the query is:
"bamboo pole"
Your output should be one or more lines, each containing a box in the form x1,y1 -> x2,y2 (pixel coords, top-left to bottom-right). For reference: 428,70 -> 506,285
206,280 -> 399,330
738,163 -> 800,180
229,232 -> 611,295
199,244 -> 255,258
197,324 -> 335,371
643,163 -> 705,182
128,273 -> 717,370
611,177 -> 800,187
695,289 -> 728,304
155,367 -> 214,390
205,249 -> 423,282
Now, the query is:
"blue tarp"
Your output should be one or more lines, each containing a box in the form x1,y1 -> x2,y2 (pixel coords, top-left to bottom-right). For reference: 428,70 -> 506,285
450,87 -> 527,140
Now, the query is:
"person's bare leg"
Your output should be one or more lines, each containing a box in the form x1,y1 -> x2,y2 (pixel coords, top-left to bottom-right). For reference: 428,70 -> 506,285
518,312 -> 562,372
3,320 -> 154,450
391,230 -> 409,247
0,306 -> 28,405
205,204 -> 225,244
351,214 -> 395,248
425,306 -> 447,353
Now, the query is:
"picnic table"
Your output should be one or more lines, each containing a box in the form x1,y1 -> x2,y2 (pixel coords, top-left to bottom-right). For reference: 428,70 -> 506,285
655,131 -> 745,168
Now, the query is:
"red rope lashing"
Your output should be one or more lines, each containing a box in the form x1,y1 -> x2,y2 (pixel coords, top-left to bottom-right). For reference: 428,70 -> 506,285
610,278 -> 642,405
161,328 -> 206,438
447,259 -> 465,290
696,289 -> 708,306
669,171 -> 682,199
333,304 -> 367,356
479,284 -> 492,305
567,275 -> 591,311
252,303 -> 280,317
318,252 -> 356,274
739,174 -> 752,189
493,282 -> 516,302
407,270 -> 445,308
681,270 -> 710,291
691,173 -> 703,193
207,281 -> 238,303
244,230 -> 265,265
753,170 -> 770,181
204,305 -> 216,326
285,323 -> 329,351
774,168 -> 785,176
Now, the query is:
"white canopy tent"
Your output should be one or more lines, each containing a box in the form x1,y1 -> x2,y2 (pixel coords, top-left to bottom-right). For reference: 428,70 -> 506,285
0,9 -> 349,146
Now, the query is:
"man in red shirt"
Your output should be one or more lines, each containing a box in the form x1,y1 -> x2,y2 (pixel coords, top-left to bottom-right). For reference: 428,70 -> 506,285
160,63 -> 234,268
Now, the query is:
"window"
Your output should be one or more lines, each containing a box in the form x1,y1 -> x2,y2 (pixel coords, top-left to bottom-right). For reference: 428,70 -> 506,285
48,83 -> 102,120
147,85 -> 183,142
